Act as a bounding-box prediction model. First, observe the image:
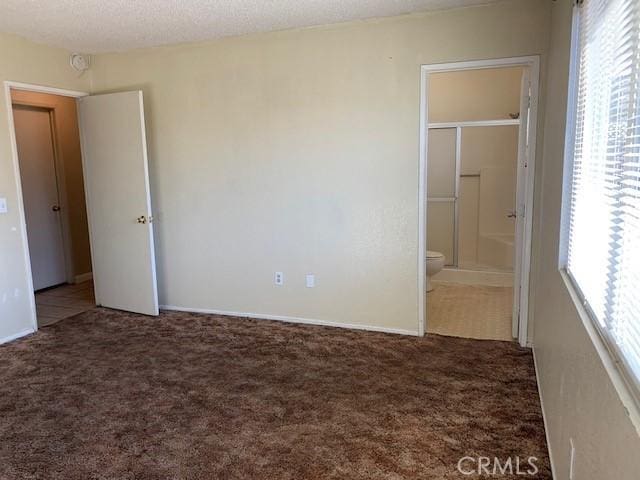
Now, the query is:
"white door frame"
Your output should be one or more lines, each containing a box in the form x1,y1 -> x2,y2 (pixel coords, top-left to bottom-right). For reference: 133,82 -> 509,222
4,81 -> 89,332
418,56 -> 540,347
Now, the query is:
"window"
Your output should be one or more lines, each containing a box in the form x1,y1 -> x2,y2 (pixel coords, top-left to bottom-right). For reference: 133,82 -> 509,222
563,0 -> 640,389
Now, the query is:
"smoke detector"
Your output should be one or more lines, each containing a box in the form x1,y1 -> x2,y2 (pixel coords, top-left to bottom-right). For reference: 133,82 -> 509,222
69,53 -> 91,73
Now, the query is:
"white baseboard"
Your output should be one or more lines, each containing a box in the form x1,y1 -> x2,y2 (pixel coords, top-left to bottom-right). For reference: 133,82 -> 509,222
159,305 -> 420,337
433,268 -> 513,287
0,328 -> 35,345
74,272 -> 93,284
532,346 -> 557,480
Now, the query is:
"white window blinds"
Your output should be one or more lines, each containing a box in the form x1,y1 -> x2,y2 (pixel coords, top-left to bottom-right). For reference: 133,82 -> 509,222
565,0 -> 640,385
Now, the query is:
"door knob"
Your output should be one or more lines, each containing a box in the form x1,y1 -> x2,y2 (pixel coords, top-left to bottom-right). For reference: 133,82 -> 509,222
507,210 -> 517,218
52,205 -> 61,212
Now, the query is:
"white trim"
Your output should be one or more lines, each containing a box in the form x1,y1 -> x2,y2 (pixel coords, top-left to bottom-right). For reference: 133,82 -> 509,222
518,58 -> 540,347
417,60 -> 429,337
160,305 -> 421,337
532,346 -> 558,480
74,272 -> 93,284
418,56 -> 540,347
512,67 -> 530,340
4,83 -> 39,333
423,56 -> 541,72
6,81 -> 89,98
0,328 -> 35,345
3,81 -> 89,337
453,126 -> 461,266
428,119 -> 520,129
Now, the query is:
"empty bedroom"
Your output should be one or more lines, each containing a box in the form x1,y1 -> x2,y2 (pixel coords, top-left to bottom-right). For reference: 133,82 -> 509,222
1,0 -> 639,478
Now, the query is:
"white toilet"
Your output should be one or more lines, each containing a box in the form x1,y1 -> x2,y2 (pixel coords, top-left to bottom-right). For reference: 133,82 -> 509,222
426,250 -> 445,292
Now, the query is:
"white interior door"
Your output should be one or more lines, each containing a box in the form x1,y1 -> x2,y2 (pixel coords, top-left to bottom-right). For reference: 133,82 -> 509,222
78,91 -> 158,316
14,106 -> 67,291
512,68 -> 531,338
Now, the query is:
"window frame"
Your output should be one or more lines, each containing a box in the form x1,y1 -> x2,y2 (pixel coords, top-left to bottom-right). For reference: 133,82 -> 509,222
559,2 -> 640,409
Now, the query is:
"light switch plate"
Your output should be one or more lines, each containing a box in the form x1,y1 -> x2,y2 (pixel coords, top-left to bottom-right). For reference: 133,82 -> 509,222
0,197 -> 7,214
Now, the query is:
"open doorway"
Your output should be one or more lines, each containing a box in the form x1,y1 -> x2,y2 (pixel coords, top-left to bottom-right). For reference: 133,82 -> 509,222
10,89 -> 95,327
5,81 -> 160,337
418,57 -> 539,346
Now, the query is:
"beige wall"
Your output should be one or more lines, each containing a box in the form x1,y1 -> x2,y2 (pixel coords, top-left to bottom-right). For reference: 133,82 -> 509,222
0,32 -> 90,340
10,90 -> 92,277
428,67 -> 524,122
88,0 -> 550,333
534,0 -> 640,478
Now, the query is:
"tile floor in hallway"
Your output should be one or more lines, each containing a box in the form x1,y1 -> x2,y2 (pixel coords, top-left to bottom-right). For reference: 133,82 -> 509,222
35,281 -> 95,327
426,281 -> 514,341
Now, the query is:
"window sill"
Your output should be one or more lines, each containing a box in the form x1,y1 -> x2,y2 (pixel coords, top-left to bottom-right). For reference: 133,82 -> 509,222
560,269 -> 640,437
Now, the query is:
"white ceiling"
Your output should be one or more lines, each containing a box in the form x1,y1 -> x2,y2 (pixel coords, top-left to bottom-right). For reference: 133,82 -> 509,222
0,0 -> 497,53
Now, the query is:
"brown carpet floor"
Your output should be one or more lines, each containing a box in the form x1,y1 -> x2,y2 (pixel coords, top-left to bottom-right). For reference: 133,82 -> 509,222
0,308 -> 551,479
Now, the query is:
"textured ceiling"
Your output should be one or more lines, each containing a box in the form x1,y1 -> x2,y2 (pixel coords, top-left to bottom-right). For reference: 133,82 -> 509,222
0,0 -> 498,53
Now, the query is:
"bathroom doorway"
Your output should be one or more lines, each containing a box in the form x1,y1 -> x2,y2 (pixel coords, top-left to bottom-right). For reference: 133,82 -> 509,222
418,57 -> 539,346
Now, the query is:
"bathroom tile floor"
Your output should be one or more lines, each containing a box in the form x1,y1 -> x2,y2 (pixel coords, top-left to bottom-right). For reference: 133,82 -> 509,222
35,281 -> 95,327
426,281 -> 514,341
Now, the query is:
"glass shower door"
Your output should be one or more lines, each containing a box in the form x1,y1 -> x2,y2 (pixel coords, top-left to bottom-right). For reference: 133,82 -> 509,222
426,127 -> 458,266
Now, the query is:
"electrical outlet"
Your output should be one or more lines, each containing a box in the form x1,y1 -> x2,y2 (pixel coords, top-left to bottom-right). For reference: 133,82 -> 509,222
306,274 -> 315,288
569,438 -> 576,480
275,272 -> 284,286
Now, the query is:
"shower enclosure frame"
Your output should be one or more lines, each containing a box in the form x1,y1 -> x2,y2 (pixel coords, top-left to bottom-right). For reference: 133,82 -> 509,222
427,119 -> 521,268
418,56 -> 540,347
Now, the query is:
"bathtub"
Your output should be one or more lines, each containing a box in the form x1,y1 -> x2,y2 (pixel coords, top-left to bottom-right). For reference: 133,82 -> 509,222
477,233 -> 514,270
